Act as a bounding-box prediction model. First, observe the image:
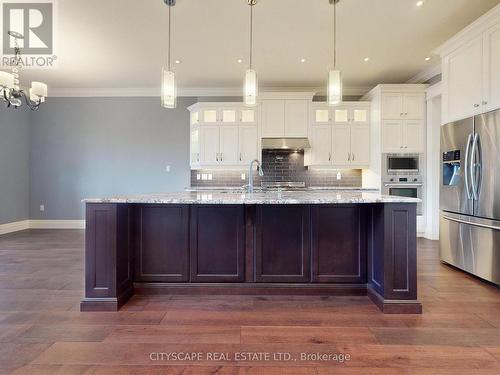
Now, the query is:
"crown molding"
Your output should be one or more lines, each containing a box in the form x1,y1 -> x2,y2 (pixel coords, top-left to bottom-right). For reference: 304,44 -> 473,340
406,64 -> 441,84
48,86 -> 373,98
433,3 -> 500,56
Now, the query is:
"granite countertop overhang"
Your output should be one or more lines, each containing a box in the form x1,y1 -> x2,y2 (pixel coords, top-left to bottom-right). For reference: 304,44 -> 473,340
83,190 -> 420,205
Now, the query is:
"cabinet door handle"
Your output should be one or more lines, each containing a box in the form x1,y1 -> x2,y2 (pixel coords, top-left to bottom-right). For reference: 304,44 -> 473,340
474,104 -> 480,108
197,153 -> 200,162
348,153 -> 351,161
400,113 -> 404,117
352,153 -> 355,161
482,101 -> 488,105
239,153 -> 242,162
328,152 -> 331,161
220,153 -> 223,162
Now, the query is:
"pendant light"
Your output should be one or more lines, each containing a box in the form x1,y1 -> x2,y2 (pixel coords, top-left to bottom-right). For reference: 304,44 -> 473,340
328,0 -> 342,106
161,0 -> 177,109
244,0 -> 258,107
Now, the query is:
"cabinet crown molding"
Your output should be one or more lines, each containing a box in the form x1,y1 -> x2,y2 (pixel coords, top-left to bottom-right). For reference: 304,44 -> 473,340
434,3 -> 500,57
258,92 -> 316,101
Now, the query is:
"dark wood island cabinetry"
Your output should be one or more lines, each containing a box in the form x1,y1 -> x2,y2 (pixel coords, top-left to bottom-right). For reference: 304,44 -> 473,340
81,191 -> 421,314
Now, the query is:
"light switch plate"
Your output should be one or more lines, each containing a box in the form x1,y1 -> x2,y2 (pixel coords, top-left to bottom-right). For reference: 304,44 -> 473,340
39,205 -> 45,212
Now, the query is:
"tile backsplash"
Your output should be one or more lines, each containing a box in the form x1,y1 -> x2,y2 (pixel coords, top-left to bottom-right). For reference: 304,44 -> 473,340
190,150 -> 362,188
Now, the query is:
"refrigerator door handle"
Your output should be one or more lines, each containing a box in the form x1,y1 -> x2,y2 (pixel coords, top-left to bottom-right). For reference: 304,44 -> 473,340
470,133 -> 481,201
465,133 -> 473,200
442,215 -> 500,231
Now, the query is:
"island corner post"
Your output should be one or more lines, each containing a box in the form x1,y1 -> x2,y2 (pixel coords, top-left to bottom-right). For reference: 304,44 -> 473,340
81,202 -> 421,314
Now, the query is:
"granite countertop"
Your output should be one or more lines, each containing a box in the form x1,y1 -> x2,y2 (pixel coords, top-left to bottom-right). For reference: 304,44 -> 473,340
84,190 -> 420,205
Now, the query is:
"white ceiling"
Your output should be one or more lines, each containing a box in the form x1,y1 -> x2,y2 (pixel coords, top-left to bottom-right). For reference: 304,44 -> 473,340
15,0 -> 500,95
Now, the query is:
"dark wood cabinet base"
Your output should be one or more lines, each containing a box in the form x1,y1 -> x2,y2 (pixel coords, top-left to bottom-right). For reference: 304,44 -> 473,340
133,282 -> 367,296
82,203 -> 421,314
367,286 -> 423,314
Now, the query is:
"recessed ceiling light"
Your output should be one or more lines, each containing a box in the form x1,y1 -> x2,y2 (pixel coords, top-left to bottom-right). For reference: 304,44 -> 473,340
300,58 -> 306,63
175,59 -> 181,64
364,57 -> 370,62
416,1 -> 424,7
237,58 -> 243,64
425,57 -> 431,61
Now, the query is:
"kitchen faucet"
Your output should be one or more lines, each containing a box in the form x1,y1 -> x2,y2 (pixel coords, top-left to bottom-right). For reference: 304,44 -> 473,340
247,159 -> 264,193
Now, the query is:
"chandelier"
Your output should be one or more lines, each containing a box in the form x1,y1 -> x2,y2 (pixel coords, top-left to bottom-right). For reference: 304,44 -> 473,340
0,31 -> 48,111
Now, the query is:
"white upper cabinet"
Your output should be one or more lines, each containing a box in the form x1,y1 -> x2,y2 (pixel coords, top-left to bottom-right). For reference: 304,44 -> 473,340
350,125 -> 371,166
188,103 -> 260,169
310,125 -> 332,165
261,100 -> 285,137
483,22 -> 500,113
331,125 -> 351,166
199,125 -> 220,165
381,119 -> 424,153
437,6 -> 500,122
381,120 -> 404,153
285,100 -> 308,137
381,94 -> 404,119
190,127 -> 200,166
443,36 -> 483,122
261,99 -> 309,137
403,94 -> 425,119
219,126 -> 239,165
404,120 -> 424,153
381,93 -> 425,120
306,102 -> 371,167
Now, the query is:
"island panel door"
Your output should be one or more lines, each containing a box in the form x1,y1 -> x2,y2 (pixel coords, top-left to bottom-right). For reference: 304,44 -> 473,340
134,205 -> 190,282
190,205 -> 245,282
311,205 -> 367,283
255,205 -> 311,283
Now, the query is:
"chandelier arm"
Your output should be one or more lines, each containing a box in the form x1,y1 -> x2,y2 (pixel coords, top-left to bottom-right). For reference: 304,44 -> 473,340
19,90 -> 41,111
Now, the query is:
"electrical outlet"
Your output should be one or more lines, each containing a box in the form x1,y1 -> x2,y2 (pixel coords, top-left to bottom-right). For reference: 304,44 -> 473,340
165,165 -> 171,172
336,172 -> 342,180
241,173 -> 246,180
39,205 -> 45,212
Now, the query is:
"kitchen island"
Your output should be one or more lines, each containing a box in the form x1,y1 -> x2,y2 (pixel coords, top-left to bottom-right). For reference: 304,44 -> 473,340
81,190 -> 421,314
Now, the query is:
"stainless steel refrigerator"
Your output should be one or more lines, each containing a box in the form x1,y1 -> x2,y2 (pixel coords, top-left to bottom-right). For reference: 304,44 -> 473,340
440,109 -> 500,286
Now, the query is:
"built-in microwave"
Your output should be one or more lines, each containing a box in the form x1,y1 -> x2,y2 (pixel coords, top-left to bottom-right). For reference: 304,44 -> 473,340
384,154 -> 420,174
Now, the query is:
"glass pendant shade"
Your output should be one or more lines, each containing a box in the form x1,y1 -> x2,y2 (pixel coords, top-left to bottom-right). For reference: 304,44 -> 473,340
161,68 -> 177,109
0,71 -> 15,89
328,69 -> 342,106
244,69 -> 258,107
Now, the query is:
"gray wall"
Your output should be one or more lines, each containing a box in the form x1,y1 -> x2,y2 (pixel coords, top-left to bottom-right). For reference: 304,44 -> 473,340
0,106 -> 30,224
29,97 -> 196,220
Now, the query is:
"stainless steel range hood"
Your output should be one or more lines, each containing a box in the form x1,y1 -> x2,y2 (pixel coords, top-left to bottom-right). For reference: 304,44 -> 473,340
261,138 -> 311,150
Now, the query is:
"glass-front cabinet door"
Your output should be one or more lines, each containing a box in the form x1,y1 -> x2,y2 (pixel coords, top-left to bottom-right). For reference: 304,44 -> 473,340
352,108 -> 369,124
312,108 -> 330,124
241,109 -> 256,124
333,107 -> 350,125
201,109 -> 218,123
222,109 -> 237,124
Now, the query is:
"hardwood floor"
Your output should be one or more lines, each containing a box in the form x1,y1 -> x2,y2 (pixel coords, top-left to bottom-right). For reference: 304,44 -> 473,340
0,229 -> 499,374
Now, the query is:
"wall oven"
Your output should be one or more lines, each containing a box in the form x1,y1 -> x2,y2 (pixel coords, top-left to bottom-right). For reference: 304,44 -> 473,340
383,154 -> 423,215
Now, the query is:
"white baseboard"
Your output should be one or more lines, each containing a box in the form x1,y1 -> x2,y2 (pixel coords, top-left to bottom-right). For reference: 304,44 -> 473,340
0,220 -> 30,235
29,220 -> 85,229
0,220 -> 85,235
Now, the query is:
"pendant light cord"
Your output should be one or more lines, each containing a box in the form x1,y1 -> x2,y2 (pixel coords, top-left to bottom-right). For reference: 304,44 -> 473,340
333,0 -> 336,68
168,4 -> 172,71
249,2 -> 254,69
